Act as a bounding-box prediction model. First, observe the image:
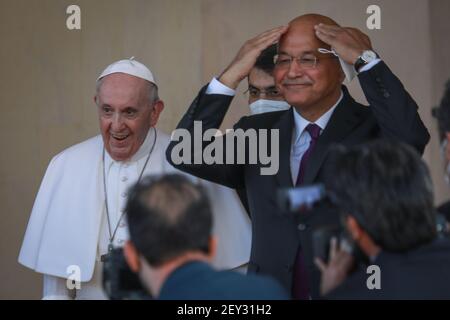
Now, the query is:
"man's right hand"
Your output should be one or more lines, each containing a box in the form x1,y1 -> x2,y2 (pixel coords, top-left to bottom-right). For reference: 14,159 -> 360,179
218,26 -> 288,89
314,237 -> 355,296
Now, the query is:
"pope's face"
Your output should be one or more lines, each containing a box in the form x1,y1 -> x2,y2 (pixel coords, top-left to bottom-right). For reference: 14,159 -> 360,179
96,73 -> 157,161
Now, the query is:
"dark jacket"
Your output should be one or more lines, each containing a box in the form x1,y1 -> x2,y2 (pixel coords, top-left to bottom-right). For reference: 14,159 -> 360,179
166,61 -> 430,298
327,239 -> 450,299
158,261 -> 289,300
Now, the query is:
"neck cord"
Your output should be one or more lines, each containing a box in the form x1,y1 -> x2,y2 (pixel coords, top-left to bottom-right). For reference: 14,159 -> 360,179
102,127 -> 157,250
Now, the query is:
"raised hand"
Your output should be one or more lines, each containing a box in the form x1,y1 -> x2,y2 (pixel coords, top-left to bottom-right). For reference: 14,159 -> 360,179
314,237 -> 355,296
218,26 -> 288,89
314,23 -> 373,65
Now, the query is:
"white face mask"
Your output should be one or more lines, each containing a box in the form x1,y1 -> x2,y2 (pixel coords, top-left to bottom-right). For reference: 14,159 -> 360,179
249,99 -> 291,115
318,48 -> 357,83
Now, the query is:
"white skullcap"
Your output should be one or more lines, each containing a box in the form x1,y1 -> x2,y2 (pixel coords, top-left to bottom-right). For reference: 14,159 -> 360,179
97,57 -> 157,85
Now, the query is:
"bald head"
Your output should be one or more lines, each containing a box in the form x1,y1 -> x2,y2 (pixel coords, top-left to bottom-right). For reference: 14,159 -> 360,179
273,13 -> 344,120
289,14 -> 339,28
281,14 -> 340,51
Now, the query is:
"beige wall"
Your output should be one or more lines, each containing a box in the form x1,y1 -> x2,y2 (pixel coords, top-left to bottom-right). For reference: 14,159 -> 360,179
0,0 -> 448,299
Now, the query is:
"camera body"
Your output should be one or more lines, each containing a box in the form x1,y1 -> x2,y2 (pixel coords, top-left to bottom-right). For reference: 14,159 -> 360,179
277,183 -> 327,213
278,184 -> 450,264
277,184 -> 354,263
102,247 -> 152,300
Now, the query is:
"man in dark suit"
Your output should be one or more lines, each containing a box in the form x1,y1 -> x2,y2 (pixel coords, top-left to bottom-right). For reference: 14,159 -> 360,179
123,174 -> 288,300
317,140 -> 450,299
166,14 -> 430,299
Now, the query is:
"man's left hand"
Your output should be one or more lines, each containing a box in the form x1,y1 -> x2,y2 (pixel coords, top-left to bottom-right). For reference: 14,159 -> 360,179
314,24 -> 373,65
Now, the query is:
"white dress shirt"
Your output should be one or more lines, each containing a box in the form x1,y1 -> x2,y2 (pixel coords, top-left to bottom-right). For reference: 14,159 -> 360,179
289,93 -> 342,184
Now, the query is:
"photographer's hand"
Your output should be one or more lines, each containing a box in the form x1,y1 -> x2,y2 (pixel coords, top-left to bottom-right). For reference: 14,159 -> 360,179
314,237 -> 354,296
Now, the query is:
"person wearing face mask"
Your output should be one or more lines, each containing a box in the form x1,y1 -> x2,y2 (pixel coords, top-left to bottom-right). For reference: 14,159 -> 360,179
18,58 -> 251,299
167,14 -> 430,299
236,45 -> 291,217
247,44 -> 291,115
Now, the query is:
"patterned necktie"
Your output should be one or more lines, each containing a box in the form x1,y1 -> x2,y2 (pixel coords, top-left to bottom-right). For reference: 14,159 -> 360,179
292,123 -> 321,299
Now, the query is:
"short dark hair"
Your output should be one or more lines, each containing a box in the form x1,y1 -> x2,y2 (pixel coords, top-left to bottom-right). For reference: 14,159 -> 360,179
434,80 -> 450,141
254,44 -> 277,75
125,174 -> 212,267
324,140 -> 437,253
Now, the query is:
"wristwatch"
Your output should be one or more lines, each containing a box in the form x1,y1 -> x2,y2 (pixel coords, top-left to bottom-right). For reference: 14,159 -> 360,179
354,50 -> 378,73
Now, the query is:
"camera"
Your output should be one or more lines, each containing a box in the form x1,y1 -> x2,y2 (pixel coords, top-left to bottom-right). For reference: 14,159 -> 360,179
102,247 -> 152,300
277,183 -> 327,213
277,184 -> 356,264
278,184 -> 450,264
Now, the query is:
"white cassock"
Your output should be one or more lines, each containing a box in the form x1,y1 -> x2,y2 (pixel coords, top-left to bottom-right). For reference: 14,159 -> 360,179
18,128 -> 251,299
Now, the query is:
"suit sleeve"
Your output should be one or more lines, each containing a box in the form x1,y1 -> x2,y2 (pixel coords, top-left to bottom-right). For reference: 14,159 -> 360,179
358,61 -> 430,154
166,84 -> 246,189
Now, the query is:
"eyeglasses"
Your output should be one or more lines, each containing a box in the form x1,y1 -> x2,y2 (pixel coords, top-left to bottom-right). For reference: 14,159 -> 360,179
273,48 -> 338,70
244,86 -> 282,99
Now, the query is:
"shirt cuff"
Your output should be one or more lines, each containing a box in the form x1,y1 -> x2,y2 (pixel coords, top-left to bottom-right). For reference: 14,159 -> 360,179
205,77 -> 236,96
358,58 -> 382,73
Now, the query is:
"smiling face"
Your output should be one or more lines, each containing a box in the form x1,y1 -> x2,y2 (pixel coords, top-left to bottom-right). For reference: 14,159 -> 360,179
96,73 -> 160,161
274,15 -> 344,120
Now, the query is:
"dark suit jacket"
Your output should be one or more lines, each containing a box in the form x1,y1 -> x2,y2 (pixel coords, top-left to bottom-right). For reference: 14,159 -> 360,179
158,261 -> 289,300
166,61 -> 430,298
327,239 -> 450,299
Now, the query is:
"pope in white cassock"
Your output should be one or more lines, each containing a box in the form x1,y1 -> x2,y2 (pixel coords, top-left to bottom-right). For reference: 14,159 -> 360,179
18,58 -> 251,299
